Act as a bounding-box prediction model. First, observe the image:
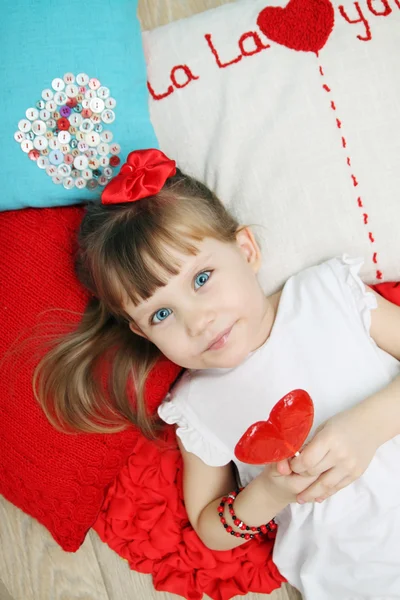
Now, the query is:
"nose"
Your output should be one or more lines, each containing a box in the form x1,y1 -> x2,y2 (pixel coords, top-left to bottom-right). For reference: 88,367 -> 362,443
185,306 -> 216,338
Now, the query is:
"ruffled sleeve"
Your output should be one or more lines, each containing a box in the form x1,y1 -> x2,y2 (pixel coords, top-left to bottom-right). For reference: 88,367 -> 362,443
158,373 -> 233,467
329,255 -> 378,336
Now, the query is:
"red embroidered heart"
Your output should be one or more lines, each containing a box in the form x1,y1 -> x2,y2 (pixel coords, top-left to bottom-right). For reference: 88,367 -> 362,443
234,389 -> 314,464
257,0 -> 334,55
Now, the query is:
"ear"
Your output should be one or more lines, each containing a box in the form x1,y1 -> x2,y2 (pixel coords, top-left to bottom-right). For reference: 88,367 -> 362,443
129,321 -> 149,340
235,227 -> 262,273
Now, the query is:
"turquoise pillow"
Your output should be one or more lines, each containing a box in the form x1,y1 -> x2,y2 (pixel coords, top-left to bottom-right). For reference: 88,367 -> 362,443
1,0 -> 158,211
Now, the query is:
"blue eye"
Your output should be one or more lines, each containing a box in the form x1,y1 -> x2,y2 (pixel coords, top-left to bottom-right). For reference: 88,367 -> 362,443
194,270 -> 211,290
151,307 -> 172,324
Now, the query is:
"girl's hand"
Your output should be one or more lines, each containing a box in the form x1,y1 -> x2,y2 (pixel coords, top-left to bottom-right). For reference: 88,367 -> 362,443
260,459 -> 319,506
288,403 -> 381,504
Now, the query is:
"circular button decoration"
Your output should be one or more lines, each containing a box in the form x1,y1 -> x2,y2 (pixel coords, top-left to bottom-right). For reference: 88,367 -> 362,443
85,132 -> 100,147
76,73 -> 89,86
90,97 -> 105,114
14,72 -> 121,191
26,108 -> 39,121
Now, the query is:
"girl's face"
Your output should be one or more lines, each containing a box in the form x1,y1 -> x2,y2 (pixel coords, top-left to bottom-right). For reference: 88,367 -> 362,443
125,228 -> 276,370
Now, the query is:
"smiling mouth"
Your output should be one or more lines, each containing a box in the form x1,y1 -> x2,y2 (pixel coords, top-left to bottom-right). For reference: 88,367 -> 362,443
206,325 -> 234,351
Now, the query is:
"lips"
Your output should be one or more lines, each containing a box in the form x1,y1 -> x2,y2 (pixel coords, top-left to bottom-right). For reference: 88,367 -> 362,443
206,325 -> 233,351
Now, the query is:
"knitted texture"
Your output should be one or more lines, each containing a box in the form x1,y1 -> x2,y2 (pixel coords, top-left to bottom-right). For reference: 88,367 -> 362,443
0,205 -> 181,551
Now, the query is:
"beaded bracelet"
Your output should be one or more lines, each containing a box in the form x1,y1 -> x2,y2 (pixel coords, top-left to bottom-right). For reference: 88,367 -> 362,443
218,487 -> 277,540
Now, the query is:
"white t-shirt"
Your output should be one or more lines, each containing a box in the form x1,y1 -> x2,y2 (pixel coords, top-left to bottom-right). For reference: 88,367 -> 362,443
158,256 -> 400,600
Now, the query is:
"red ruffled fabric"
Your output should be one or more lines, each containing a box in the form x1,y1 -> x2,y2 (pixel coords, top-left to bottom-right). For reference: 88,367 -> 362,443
93,426 -> 286,599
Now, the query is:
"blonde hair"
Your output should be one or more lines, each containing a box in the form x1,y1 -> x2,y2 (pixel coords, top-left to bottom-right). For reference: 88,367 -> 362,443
33,169 -> 240,438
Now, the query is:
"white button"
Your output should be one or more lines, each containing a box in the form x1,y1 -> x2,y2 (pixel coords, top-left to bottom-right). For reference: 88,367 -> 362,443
88,158 -> 99,170
52,175 -> 64,185
81,168 -> 93,180
58,131 -> 71,144
84,89 -> 96,101
101,109 -> 115,124
109,143 -> 121,155
105,97 -> 116,109
98,175 -> 108,186
32,120 -> 47,135
52,78 -> 65,92
18,119 -> 32,132
33,135 -> 48,150
42,88 -> 54,100
90,113 -> 101,124
54,92 -> 67,106
75,177 -> 87,189
46,100 -> 57,112
101,108 -> 115,124
88,78 -> 101,90
85,149 -> 96,159
63,72 -> 75,84
69,113 -> 82,127
77,141 -> 88,152
46,118 -> 57,129
48,138 -> 60,150
57,163 -> 71,177
85,132 -> 100,147
99,155 -> 109,167
80,119 -> 94,133
26,107 -> 39,121
39,109 -> 51,121
65,84 -> 79,98
100,130 -> 113,142
37,156 -> 50,169
97,86 -> 110,99
49,150 -> 64,165
90,97 -> 105,114
63,177 -> 75,189
103,166 -> 113,178
21,140 -> 34,153
46,165 -> 58,177
76,73 -> 89,86
60,144 -> 71,154
73,155 -> 89,170
75,131 -> 85,141
14,131 -> 26,143
97,143 -> 109,156
82,99 -> 91,109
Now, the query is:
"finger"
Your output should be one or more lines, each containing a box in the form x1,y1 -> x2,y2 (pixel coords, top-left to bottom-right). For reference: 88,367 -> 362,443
315,475 -> 353,502
296,468 -> 349,503
276,459 -> 292,476
290,442 -> 330,475
292,452 -> 336,478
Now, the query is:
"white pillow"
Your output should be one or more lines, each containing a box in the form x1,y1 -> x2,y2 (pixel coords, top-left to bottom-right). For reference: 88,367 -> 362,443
143,0 -> 400,294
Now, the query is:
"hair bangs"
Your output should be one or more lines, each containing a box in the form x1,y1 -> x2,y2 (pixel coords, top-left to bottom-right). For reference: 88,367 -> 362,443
92,219 -> 210,319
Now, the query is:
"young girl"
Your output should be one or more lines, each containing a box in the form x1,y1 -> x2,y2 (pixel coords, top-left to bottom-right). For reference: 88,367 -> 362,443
35,148 -> 400,600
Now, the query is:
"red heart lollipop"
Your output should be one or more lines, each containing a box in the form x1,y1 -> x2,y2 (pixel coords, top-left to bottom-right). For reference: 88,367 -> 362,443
234,389 -> 314,464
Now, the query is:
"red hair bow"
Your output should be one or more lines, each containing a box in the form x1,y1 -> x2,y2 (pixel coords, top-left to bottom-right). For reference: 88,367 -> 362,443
101,149 -> 176,205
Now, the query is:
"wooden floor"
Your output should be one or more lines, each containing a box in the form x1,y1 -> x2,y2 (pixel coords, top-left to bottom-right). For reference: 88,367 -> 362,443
0,2 -> 303,599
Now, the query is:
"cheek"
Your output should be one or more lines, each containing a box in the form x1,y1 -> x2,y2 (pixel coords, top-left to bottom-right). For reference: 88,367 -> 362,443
150,326 -> 186,356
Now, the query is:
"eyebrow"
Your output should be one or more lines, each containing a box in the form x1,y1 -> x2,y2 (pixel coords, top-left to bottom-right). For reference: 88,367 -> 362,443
132,252 -> 214,319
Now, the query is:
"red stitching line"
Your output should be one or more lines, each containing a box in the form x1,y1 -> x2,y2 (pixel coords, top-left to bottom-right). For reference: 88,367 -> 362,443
319,63 -> 382,280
